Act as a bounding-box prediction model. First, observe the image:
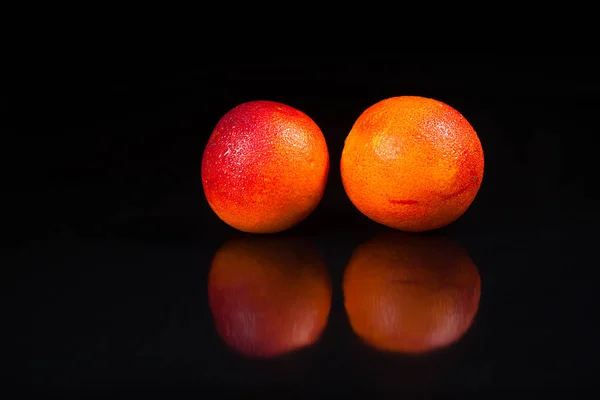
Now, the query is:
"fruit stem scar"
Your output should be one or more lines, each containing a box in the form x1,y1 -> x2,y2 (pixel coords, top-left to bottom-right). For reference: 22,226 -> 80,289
389,199 -> 419,205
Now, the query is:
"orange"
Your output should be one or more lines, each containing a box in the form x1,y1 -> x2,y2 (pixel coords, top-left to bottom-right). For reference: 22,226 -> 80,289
340,96 -> 484,232
343,232 -> 481,354
201,100 -> 329,233
207,236 -> 332,358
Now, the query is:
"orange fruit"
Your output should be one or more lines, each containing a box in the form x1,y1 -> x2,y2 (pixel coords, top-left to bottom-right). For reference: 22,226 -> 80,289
340,96 -> 484,232
343,232 -> 481,354
201,100 -> 329,233
207,236 -> 332,358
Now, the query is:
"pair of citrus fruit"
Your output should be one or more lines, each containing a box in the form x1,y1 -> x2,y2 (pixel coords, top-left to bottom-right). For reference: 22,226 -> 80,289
201,96 -> 484,233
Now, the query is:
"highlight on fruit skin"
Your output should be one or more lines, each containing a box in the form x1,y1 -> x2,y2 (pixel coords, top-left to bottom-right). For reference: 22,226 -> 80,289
201,100 -> 330,234
340,96 -> 484,232
207,236 -> 332,358
343,231 -> 481,354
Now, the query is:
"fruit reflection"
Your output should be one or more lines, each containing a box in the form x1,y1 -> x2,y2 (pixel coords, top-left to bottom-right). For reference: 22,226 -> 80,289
343,232 -> 481,354
208,236 -> 332,358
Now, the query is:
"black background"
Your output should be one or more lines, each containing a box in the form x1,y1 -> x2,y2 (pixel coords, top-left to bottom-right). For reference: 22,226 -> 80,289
5,53 -> 599,396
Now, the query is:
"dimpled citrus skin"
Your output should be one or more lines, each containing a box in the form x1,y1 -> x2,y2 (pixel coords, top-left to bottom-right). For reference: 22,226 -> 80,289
340,96 -> 484,232
343,232 -> 481,354
208,237 -> 332,358
202,100 -> 329,233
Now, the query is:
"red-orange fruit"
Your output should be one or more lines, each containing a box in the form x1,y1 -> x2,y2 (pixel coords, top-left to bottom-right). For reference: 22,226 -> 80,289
201,100 -> 329,233
340,96 -> 484,232
343,232 -> 481,354
207,236 -> 332,358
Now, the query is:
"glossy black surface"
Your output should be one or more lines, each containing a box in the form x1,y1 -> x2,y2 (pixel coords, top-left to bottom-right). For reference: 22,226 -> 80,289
5,54 -> 599,395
